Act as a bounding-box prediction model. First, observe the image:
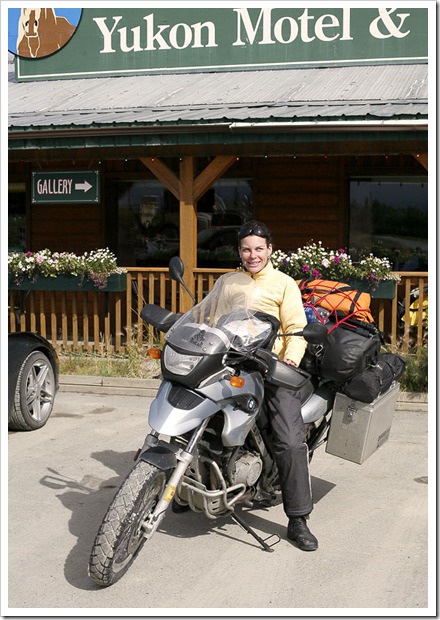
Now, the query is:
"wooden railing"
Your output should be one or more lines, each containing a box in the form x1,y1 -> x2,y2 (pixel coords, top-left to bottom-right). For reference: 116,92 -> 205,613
8,269 -> 428,356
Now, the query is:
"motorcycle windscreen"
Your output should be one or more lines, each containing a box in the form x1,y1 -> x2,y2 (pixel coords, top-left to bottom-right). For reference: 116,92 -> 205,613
165,272 -> 276,354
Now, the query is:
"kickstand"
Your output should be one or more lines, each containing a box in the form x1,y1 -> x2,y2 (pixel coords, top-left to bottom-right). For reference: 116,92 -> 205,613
230,512 -> 280,553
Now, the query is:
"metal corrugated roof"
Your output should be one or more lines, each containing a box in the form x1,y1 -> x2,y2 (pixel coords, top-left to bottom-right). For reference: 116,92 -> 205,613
9,63 -> 427,130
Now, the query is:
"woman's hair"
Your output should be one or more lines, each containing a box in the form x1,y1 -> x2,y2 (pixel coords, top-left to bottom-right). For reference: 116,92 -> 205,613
237,220 -> 272,244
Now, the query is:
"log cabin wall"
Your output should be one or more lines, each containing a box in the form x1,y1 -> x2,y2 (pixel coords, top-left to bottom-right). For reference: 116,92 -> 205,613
253,156 -> 345,252
30,203 -> 104,253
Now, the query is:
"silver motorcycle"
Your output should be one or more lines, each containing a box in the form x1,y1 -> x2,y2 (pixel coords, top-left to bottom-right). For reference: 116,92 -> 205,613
88,258 -> 333,587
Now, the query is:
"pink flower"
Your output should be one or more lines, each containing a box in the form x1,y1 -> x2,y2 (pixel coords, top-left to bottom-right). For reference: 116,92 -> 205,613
26,251 -> 32,257
333,256 -> 340,263
302,264 -> 309,272
312,269 -> 320,277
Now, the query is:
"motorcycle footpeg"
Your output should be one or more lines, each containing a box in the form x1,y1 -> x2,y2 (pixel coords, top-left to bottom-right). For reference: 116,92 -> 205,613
255,489 -> 278,507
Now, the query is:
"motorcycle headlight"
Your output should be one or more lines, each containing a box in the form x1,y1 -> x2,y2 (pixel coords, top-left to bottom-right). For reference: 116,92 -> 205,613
163,346 -> 203,375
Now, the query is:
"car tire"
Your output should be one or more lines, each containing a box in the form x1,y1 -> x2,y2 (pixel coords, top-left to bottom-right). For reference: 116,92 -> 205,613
9,351 -> 56,431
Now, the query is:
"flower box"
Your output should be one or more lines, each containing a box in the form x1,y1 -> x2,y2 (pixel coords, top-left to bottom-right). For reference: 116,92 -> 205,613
271,242 -> 400,300
8,273 -> 127,292
346,278 -> 396,299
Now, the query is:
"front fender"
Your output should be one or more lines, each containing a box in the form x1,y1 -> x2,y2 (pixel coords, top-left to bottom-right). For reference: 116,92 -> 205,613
139,439 -> 179,471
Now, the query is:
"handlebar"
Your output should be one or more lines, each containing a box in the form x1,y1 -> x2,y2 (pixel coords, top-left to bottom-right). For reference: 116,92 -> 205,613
140,304 -> 181,332
224,345 -> 312,391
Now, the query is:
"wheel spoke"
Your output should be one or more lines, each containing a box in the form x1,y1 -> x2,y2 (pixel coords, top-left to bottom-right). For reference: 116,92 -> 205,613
26,363 -> 52,421
40,389 -> 54,403
34,364 -> 49,390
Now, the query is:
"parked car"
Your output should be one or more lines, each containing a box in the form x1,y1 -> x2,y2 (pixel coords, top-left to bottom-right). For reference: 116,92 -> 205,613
8,332 -> 59,431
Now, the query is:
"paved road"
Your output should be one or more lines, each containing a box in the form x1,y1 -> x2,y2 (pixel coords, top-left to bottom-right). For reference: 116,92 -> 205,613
7,391 -> 433,614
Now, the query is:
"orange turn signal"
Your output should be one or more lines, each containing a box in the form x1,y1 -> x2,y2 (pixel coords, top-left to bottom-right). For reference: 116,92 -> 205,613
230,375 -> 245,388
147,348 -> 162,359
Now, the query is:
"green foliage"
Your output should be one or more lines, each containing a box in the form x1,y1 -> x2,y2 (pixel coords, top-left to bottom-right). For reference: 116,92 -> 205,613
384,334 -> 428,393
371,200 -> 428,238
398,348 -> 428,393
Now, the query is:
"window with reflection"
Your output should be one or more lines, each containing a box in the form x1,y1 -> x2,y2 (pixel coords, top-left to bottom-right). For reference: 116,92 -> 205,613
9,183 -> 26,252
116,178 -> 253,267
349,177 -> 428,271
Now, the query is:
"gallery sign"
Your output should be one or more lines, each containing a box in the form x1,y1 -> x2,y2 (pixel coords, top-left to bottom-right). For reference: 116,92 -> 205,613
32,171 -> 100,204
13,7 -> 428,81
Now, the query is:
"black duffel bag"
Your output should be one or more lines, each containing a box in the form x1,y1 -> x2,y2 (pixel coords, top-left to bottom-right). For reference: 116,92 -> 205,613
342,352 -> 407,403
300,318 -> 382,384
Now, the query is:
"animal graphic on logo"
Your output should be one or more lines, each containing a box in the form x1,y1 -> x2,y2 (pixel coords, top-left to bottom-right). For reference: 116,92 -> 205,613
16,8 -> 76,58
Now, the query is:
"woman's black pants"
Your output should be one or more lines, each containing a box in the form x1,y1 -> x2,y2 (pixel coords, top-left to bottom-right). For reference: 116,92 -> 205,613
264,383 -> 313,518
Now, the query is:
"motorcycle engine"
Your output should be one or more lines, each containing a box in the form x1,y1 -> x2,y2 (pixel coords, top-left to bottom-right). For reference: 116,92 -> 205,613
230,451 -> 263,487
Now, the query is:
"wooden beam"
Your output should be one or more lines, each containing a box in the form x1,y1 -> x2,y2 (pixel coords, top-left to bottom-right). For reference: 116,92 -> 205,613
193,155 -> 237,202
139,157 -> 181,200
412,152 -> 428,171
179,156 -> 197,311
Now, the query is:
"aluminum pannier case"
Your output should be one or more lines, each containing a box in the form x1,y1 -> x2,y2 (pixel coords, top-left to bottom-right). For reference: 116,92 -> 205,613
325,382 -> 399,464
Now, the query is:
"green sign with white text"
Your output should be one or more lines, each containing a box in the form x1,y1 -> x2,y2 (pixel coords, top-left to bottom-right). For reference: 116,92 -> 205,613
15,7 -> 428,81
32,171 -> 100,204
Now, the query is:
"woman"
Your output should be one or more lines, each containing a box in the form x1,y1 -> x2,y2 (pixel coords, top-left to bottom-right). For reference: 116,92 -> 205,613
216,220 -> 318,551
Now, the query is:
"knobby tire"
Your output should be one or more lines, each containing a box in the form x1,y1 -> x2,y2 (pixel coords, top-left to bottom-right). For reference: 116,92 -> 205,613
88,460 -> 167,587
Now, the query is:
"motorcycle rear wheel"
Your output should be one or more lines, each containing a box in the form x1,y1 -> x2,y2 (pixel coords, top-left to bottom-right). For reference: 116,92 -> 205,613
88,460 -> 167,587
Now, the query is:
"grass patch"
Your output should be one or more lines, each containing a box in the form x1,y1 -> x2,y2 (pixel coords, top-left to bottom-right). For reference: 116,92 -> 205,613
398,347 -> 428,393
59,346 -> 161,380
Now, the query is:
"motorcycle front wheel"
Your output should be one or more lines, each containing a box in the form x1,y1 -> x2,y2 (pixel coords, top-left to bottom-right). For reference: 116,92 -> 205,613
88,460 -> 167,587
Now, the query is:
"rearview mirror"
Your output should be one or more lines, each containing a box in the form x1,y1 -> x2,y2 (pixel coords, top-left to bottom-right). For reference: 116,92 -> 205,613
169,256 -> 184,283
168,256 -> 196,304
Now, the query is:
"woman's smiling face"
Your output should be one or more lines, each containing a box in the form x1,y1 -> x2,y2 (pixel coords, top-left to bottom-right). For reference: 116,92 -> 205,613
239,234 -> 272,274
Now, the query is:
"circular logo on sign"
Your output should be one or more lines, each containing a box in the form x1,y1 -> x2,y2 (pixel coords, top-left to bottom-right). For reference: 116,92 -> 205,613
8,8 -> 82,59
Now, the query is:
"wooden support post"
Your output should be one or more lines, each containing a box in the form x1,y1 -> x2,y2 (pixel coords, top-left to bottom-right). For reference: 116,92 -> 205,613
179,156 -> 197,311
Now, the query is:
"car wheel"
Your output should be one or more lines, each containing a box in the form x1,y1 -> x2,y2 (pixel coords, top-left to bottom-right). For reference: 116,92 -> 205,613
9,351 -> 56,431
